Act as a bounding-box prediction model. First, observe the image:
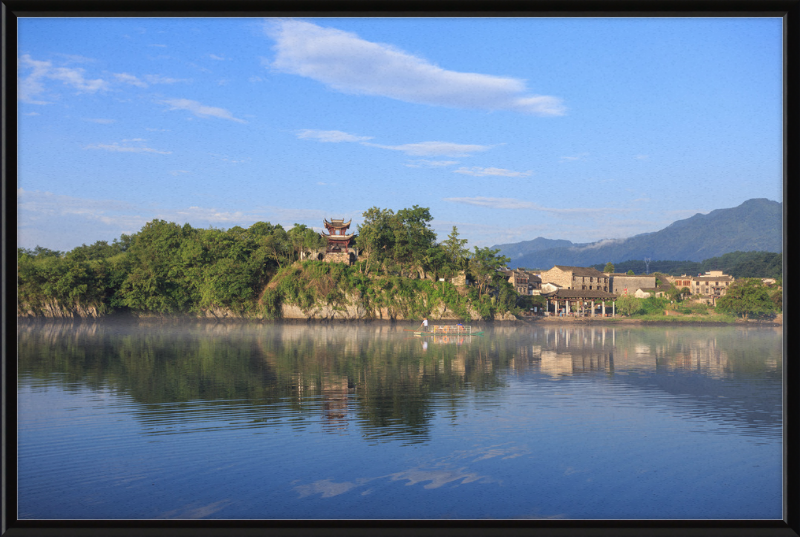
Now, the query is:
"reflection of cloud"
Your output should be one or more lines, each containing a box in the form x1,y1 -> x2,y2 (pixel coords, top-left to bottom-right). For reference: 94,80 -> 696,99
266,20 -> 565,116
389,467 -> 488,489
293,444 -> 526,500
294,478 -> 363,498
156,499 -> 231,519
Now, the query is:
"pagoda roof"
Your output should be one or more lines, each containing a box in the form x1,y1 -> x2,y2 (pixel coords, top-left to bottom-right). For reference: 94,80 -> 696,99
320,232 -> 355,241
324,218 -> 351,229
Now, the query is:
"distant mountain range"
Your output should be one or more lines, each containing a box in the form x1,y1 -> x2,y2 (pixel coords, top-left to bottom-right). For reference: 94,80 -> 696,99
492,198 -> 782,270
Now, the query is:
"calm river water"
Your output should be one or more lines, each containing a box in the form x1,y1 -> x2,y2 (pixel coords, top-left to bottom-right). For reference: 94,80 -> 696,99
17,320 -> 783,520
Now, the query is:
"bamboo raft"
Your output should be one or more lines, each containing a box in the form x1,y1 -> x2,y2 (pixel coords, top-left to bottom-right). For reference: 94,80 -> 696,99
404,325 -> 484,336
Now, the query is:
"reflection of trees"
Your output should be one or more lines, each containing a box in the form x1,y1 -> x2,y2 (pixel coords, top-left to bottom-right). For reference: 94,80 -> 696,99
18,320 -> 782,442
18,321 -> 514,444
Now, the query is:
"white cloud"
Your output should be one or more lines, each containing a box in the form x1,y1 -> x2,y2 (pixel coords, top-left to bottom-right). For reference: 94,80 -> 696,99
85,139 -> 171,155
453,166 -> 532,177
444,197 -> 633,217
266,20 -> 565,116
634,154 -> 649,160
114,73 -> 190,88
559,153 -> 589,162
363,141 -> 491,157
161,98 -> 246,123
445,197 -> 538,210
114,72 -> 148,87
169,170 -> 190,176
83,118 -> 115,124
296,129 -> 373,143
405,159 -> 459,168
19,54 -> 109,103
209,54 -> 226,60
145,74 -> 191,85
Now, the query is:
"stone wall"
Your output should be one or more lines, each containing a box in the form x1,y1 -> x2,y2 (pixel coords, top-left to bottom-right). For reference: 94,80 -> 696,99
323,252 -> 354,265
538,267 -> 573,288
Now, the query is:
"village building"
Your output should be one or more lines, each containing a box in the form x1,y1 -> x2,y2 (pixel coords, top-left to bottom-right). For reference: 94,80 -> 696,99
538,265 -> 610,292
540,288 -> 618,317
503,269 -> 542,295
608,273 -> 657,295
668,271 -> 734,305
537,265 -> 616,316
690,271 -> 734,305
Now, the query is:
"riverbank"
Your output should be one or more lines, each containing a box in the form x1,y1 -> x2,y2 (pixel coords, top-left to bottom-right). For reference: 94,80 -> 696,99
519,313 -> 782,327
17,312 -> 782,328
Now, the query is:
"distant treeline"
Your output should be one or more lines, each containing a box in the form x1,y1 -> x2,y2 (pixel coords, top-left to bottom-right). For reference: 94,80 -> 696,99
589,251 -> 782,280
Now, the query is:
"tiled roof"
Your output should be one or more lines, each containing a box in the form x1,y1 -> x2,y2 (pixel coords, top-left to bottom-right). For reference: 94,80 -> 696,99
694,276 -> 734,282
541,289 -> 617,299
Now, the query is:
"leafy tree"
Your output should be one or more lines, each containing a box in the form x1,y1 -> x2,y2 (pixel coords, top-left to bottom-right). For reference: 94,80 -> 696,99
441,226 -> 469,270
393,205 -> 437,277
117,220 -> 194,313
603,262 -> 615,273
616,294 -> 642,316
716,278 -> 776,320
468,247 -> 510,299
355,207 -> 396,274
626,269 -> 634,275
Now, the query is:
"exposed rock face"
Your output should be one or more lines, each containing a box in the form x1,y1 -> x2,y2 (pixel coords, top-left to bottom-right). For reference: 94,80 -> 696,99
18,299 -> 105,319
278,294 -> 485,321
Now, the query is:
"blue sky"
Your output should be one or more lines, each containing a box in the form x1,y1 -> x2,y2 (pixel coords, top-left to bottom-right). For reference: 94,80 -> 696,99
17,17 -> 783,252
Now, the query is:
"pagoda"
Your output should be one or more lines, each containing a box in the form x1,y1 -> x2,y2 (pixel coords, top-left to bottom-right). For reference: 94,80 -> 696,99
321,218 -> 354,254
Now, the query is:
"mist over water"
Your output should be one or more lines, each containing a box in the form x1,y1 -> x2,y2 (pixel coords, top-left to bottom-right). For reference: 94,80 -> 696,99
17,320 -> 782,520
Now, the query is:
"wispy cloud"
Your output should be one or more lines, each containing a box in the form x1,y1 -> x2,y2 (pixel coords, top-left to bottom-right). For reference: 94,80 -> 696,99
145,74 -> 191,85
83,118 -> 115,124
633,154 -> 649,160
296,129 -> 489,158
295,129 -> 373,143
85,139 -> 171,155
19,54 -> 109,103
161,98 -> 246,123
363,141 -> 491,157
113,72 -> 148,87
115,73 -> 191,88
405,159 -> 459,168
453,166 -> 532,177
266,20 -> 565,116
209,54 -> 227,61
444,197 -> 634,217
445,197 -> 538,210
559,152 -> 589,162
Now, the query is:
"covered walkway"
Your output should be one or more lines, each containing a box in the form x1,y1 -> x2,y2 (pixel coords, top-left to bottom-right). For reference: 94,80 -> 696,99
541,289 -> 618,317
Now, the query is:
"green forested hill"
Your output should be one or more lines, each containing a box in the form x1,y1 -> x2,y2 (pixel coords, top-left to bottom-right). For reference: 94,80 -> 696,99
17,207 -> 518,320
591,251 -> 783,279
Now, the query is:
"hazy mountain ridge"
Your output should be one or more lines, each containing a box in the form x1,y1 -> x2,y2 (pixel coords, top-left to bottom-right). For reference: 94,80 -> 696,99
494,199 -> 782,270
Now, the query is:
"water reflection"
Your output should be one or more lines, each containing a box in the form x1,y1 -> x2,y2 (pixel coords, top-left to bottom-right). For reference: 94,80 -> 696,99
18,320 -> 782,444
